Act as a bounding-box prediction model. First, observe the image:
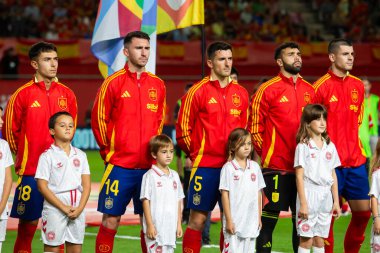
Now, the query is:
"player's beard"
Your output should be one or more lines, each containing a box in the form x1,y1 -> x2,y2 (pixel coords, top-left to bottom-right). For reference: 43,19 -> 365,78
283,61 -> 301,75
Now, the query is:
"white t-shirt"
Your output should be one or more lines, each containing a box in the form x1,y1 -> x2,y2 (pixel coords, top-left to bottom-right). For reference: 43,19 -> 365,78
140,165 -> 185,247
219,159 -> 266,238
294,139 -> 341,187
35,144 -> 90,194
0,139 -> 14,219
370,170 -> 380,202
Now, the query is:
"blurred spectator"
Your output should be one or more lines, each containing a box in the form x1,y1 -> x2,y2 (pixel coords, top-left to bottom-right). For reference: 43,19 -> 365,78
1,47 -> 19,79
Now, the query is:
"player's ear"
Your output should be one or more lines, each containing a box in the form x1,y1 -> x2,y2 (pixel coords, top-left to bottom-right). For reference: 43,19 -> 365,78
329,53 -> 335,63
49,128 -> 55,136
151,152 -> 157,159
31,60 -> 38,70
276,58 -> 283,67
206,59 -> 213,69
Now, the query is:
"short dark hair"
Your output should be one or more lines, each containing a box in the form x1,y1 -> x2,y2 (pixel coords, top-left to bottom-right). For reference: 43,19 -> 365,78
231,66 -> 239,77
206,41 -> 232,59
274,42 -> 300,60
149,134 -> 173,155
48,111 -> 73,130
29,41 -> 57,60
328,39 -> 352,54
124,31 -> 150,46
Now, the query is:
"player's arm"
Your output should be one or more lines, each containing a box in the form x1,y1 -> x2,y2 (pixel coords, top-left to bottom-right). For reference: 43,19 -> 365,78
176,200 -> 183,238
247,91 -> 269,156
2,92 -> 23,153
142,199 -> 157,240
0,166 -> 12,215
240,90 -> 249,128
331,169 -> 341,218
157,84 -> 166,134
175,91 -> 199,156
68,174 -> 91,220
221,189 -> 235,234
37,179 -> 71,215
68,92 -> 78,128
372,195 -> 380,234
295,165 -> 308,220
258,190 -> 262,229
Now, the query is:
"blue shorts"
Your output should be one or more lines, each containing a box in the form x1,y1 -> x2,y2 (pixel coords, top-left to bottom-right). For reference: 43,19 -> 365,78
10,176 -> 44,220
97,164 -> 148,216
336,164 -> 370,200
187,167 -> 222,212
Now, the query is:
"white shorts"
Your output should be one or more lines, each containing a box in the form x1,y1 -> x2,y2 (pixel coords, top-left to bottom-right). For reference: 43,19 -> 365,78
41,190 -> 85,246
0,219 -> 7,242
296,182 -> 333,238
145,236 -> 174,253
222,232 -> 256,253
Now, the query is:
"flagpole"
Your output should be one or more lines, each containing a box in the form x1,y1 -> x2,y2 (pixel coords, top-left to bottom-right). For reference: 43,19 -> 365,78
201,24 -> 206,78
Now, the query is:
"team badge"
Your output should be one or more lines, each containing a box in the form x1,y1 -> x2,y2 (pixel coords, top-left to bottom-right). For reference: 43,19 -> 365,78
148,88 -> 157,101
233,175 -> 240,180
184,248 -> 194,253
47,231 -> 56,241
232,93 -> 241,107
251,173 -> 256,182
98,244 -> 111,252
304,92 -> 311,104
58,97 -> 68,110
105,197 -> 113,209
373,243 -> 380,252
173,181 -> 177,189
272,192 -> 279,203
301,223 -> 310,232
0,151 -> 2,160
73,158 -> 80,167
311,153 -> 316,159
193,193 -> 201,205
17,202 -> 25,215
351,89 -> 358,103
326,152 -> 332,160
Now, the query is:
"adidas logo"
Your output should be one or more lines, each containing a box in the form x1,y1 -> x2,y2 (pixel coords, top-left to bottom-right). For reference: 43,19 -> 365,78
329,95 -> 338,102
121,90 -> 131,98
208,97 -> 217,104
263,241 -> 272,248
279,96 -> 289,103
31,100 -> 41,107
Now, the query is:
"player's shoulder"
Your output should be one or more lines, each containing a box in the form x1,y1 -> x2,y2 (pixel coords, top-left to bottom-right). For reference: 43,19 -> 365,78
0,138 -> 10,150
12,80 -> 35,97
299,77 -> 314,89
314,73 -> 332,91
255,76 -> 283,94
347,73 -> 362,82
72,146 -> 87,158
55,80 -> 75,94
101,68 -> 127,87
146,71 -> 165,84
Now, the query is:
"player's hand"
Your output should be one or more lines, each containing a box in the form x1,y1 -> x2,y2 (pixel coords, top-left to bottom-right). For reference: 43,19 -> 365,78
226,220 -> 236,235
146,224 -> 157,240
68,207 -> 83,220
331,202 -> 341,220
63,205 -> 73,216
374,218 -> 380,235
176,224 -> 183,238
299,203 -> 308,220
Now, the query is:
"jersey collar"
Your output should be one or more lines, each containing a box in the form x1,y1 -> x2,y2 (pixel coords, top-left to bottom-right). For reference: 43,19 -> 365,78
51,143 -> 77,157
231,159 -> 251,171
307,138 -> 327,150
151,164 -> 172,177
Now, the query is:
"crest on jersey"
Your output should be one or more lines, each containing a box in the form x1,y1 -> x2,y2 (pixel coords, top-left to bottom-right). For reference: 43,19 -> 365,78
272,192 -> 279,203
0,151 -> 2,160
17,202 -> 25,215
351,89 -> 358,103
58,97 -> 67,110
302,223 -> 310,232
304,92 -> 311,104
193,193 -> 201,205
326,152 -> 332,160
73,158 -> 80,167
47,231 -> 56,241
149,88 -> 157,101
251,173 -> 256,182
98,244 -> 111,252
105,197 -> 113,209
173,181 -> 177,189
232,93 -> 241,107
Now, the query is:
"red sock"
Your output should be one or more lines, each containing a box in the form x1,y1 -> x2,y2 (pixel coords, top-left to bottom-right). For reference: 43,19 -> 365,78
95,224 -> 117,253
324,216 -> 335,253
183,227 -> 202,253
59,244 -> 65,253
219,228 -> 224,252
344,210 -> 371,253
140,229 -> 147,253
13,222 -> 37,253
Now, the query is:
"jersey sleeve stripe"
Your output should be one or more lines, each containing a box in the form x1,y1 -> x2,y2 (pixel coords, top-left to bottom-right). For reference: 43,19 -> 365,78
99,163 -> 115,193
263,127 -> 276,168
158,99 -> 166,134
189,128 -> 206,182
105,128 -> 115,162
313,74 -> 331,92
19,135 -> 29,175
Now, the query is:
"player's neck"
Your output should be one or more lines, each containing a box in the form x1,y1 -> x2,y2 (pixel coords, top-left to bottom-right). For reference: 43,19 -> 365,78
211,73 -> 230,88
128,63 -> 145,79
156,163 -> 170,175
235,156 -> 247,170
54,140 -> 71,156
35,73 -> 55,90
310,134 -> 323,149
331,65 -> 348,78
281,70 -> 298,84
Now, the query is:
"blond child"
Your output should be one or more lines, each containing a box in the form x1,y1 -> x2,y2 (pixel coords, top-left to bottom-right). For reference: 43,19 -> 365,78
140,134 -> 184,252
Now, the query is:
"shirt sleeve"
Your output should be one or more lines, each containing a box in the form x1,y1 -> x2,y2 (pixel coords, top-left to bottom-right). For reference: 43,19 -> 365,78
140,172 -> 152,200
81,152 -> 91,175
330,143 -> 341,169
35,153 -> 50,181
369,170 -> 380,199
219,163 -> 231,191
174,172 -> 185,200
294,143 -> 307,168
254,162 -> 266,190
3,141 -> 14,168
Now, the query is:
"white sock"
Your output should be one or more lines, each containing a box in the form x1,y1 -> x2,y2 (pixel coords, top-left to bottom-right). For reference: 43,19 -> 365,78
0,242 -> 2,253
312,246 -> 325,253
298,246 -> 311,253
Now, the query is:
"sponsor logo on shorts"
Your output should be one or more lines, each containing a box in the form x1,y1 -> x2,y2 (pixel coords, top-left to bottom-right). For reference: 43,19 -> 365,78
0,151 -> 2,160
326,152 -> 332,160
184,248 -> 194,253
17,202 -> 25,215
98,244 -> 111,252
373,243 -> 380,252
173,181 -> 177,189
301,223 -> 310,232
73,158 -> 80,167
47,231 -> 55,241
105,197 -> 113,209
156,246 -> 162,253
193,193 -> 201,205
251,173 -> 256,182
272,192 -> 279,203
